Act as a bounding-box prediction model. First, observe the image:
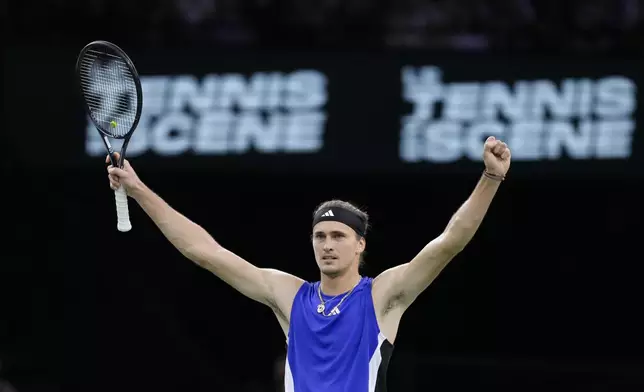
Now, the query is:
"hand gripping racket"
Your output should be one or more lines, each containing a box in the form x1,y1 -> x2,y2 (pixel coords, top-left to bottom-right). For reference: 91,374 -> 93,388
75,41 -> 143,232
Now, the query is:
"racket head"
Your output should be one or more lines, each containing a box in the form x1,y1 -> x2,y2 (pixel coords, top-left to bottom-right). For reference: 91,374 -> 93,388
75,40 -> 143,140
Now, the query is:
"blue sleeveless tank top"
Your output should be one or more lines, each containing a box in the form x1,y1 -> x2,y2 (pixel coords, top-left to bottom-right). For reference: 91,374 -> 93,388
285,276 -> 394,392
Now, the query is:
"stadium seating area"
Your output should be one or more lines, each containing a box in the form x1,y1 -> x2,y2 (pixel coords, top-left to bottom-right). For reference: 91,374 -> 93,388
7,0 -> 643,52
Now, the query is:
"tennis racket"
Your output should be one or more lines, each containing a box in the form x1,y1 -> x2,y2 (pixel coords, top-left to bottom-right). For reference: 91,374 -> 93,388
75,40 -> 143,232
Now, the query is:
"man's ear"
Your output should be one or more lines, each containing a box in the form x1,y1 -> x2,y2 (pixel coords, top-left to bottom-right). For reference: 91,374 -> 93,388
358,237 -> 366,253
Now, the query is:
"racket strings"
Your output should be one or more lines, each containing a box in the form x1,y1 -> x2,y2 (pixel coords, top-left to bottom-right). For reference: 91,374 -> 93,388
79,49 -> 138,138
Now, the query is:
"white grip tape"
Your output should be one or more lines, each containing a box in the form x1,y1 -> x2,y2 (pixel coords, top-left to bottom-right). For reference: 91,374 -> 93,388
114,186 -> 132,232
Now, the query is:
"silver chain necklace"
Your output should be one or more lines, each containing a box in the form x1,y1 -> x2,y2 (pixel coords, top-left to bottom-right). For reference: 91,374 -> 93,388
316,277 -> 360,317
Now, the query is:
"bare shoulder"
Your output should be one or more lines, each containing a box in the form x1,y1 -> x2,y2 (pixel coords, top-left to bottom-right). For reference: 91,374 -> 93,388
372,264 -> 409,313
262,269 -> 305,310
262,269 -> 305,293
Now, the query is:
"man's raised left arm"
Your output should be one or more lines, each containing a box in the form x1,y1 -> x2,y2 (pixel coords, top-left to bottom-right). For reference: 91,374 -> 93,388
374,136 -> 512,310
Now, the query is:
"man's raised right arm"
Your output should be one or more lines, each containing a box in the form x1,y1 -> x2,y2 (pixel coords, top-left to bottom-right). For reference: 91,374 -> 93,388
106,155 -> 304,311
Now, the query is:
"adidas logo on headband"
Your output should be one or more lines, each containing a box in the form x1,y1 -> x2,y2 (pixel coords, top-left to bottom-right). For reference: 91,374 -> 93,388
321,210 -> 335,217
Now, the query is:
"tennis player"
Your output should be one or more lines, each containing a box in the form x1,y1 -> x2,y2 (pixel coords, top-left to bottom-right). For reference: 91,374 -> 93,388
107,136 -> 511,391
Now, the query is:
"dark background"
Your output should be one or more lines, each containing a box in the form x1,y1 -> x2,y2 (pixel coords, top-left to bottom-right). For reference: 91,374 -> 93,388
3,0 -> 644,391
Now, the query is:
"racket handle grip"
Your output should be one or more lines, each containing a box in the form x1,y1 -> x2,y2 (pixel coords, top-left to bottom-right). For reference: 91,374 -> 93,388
114,186 -> 132,232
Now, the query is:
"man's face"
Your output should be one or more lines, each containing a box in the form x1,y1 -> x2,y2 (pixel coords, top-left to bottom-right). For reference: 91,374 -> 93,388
312,221 -> 364,277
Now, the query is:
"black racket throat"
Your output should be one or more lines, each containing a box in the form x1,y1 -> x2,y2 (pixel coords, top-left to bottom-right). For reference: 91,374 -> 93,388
103,135 -> 131,169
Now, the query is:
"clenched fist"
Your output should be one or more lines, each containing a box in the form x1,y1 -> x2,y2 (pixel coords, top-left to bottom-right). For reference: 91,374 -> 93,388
483,136 -> 511,177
